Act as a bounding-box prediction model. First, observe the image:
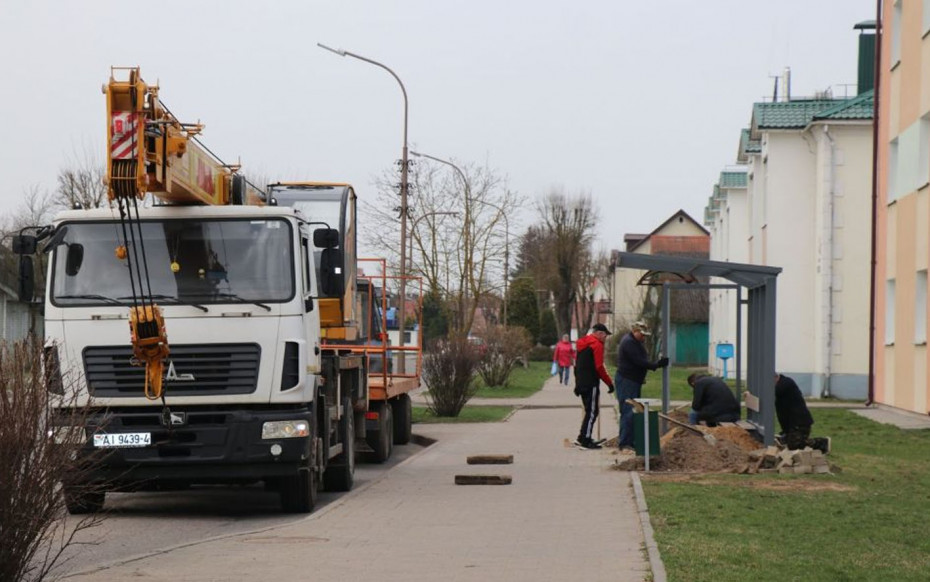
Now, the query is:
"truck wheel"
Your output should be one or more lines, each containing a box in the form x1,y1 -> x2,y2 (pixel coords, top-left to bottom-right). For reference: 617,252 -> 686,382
391,394 -> 412,445
323,399 -> 355,492
280,416 -> 319,513
63,486 -> 105,515
366,400 -> 393,463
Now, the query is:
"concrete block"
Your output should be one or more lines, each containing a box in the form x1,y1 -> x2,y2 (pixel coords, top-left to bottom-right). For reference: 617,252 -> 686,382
466,455 -> 514,465
813,465 -> 831,474
793,465 -> 812,474
455,474 -> 512,485
778,466 -> 794,474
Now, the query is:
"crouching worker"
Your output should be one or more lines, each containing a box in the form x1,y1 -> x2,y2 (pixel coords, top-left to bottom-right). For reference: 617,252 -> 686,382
687,373 -> 740,426
573,324 -> 615,450
775,373 -> 830,453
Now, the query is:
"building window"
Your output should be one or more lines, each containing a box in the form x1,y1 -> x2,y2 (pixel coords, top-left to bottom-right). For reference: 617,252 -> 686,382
886,279 -> 896,345
889,138 -> 900,202
893,0 -> 903,66
917,271 -> 928,344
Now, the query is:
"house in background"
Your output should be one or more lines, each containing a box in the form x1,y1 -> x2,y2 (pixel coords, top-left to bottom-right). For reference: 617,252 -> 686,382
609,209 -> 710,365
874,3 -> 930,415
706,22 -> 876,398
0,246 -> 43,342
705,167 -> 749,378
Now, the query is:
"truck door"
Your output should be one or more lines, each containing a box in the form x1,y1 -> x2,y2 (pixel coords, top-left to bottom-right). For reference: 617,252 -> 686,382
301,235 -> 322,376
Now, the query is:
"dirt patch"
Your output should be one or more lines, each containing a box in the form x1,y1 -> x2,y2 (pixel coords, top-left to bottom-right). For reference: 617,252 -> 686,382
641,473 -> 856,492
617,428 -> 753,473
614,424 -> 842,477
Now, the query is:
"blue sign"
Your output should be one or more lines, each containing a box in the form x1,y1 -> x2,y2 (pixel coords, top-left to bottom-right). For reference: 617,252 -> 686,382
716,343 -> 734,360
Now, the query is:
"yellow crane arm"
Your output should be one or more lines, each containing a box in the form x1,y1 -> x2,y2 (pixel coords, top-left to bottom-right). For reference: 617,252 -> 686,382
105,66 -> 253,206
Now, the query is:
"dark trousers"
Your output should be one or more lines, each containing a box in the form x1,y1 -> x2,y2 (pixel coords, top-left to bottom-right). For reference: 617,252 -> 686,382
616,375 -> 642,447
577,385 -> 600,443
559,365 -> 571,385
785,425 -> 812,450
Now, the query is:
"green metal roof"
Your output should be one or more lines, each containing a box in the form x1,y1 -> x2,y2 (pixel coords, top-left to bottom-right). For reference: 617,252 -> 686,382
719,170 -> 748,189
752,100 -> 840,129
813,89 -> 874,120
752,94 -> 874,133
738,128 -> 761,160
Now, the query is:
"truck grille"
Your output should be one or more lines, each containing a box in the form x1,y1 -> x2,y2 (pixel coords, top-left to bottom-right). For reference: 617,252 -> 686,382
83,344 -> 261,397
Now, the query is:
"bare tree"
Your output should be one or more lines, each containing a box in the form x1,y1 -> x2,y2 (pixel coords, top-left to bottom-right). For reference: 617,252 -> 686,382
572,246 -> 610,333
533,189 -> 598,337
0,338 -> 105,582
360,157 -> 522,335
56,159 -> 107,210
1,186 -> 58,238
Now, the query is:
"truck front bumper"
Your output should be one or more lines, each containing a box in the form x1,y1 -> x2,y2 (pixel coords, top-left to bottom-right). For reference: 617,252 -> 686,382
76,406 -> 313,488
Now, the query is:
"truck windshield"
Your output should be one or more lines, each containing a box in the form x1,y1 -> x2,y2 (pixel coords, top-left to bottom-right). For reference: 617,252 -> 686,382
51,218 -> 294,307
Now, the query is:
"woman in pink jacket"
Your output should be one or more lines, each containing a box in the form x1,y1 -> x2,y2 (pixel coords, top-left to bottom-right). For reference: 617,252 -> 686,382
552,334 -> 576,386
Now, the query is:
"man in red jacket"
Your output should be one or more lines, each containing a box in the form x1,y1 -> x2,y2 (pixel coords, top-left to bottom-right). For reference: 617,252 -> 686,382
572,323 -> 615,449
552,334 -> 575,386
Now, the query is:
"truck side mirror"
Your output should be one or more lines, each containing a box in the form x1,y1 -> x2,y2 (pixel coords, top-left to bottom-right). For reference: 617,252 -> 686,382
319,248 -> 344,297
313,228 -> 339,249
12,235 -> 37,255
18,256 -> 34,302
65,244 -> 84,276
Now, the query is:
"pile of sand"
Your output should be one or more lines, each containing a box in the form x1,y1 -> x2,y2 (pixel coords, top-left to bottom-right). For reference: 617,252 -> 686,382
615,426 -> 762,473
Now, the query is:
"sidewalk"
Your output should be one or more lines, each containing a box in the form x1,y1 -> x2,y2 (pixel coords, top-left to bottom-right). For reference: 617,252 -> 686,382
68,376 -> 654,582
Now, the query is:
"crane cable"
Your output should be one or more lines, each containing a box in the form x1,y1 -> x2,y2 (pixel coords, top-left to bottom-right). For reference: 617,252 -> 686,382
111,79 -> 169,401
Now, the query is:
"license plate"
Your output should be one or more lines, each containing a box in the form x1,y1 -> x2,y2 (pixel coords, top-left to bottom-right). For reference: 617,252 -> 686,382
93,432 -> 151,448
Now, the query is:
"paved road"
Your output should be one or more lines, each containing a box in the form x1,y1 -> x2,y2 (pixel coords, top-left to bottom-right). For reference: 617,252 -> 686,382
56,444 -> 422,578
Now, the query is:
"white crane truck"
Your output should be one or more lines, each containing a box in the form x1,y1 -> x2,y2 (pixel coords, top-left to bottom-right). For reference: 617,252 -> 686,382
14,68 -> 414,514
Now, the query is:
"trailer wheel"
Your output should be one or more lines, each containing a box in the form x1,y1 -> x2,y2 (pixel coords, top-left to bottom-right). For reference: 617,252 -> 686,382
323,398 -> 355,492
366,400 -> 393,463
63,486 -> 104,515
391,393 -> 412,445
280,415 -> 319,513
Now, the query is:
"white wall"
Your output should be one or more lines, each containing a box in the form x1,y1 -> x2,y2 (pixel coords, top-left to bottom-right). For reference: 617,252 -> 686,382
708,184 -> 748,378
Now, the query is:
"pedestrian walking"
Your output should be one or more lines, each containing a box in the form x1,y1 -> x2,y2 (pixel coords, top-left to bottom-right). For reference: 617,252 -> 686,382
553,334 -> 575,386
614,321 -> 668,451
573,324 -> 615,450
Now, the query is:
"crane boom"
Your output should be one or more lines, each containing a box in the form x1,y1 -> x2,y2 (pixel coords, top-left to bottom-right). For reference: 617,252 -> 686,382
105,66 -> 258,206
103,66 -> 261,400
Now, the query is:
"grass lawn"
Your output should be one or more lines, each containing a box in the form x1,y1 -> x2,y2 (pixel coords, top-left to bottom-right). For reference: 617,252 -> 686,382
643,408 -> 930,581
474,360 -> 551,398
412,405 -> 513,424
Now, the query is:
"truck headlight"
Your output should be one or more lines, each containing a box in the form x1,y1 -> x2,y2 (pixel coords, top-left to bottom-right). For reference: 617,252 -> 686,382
261,420 -> 310,439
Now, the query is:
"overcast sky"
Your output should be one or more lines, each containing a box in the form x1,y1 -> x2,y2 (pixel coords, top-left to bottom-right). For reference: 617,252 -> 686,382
1,0 -> 875,249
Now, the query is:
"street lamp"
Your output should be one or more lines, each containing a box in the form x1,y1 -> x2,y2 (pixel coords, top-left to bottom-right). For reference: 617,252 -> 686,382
318,43 -> 410,372
409,150 -> 510,326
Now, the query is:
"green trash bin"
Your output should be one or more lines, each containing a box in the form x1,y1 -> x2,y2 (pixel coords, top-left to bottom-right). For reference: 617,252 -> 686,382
633,410 -> 660,457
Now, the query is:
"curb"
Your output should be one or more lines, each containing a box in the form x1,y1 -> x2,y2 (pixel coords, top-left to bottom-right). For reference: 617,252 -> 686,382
630,471 -> 667,582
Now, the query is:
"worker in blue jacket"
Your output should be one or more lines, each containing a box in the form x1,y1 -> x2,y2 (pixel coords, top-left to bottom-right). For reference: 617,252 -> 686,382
614,321 -> 668,451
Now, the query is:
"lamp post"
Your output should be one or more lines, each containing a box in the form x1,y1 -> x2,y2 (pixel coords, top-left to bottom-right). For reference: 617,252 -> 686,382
409,150 -> 510,326
318,43 -> 410,372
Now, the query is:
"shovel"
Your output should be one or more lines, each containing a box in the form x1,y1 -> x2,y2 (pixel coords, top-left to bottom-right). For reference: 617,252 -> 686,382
656,411 -> 717,445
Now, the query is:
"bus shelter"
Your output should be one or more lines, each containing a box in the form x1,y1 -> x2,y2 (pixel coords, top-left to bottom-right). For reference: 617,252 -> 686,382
615,252 -> 782,445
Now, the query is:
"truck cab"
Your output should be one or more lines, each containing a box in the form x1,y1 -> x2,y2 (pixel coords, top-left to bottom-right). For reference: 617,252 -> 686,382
43,204 -> 363,514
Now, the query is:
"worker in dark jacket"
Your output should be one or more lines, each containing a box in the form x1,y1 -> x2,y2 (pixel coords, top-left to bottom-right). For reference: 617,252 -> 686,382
573,323 -> 615,450
775,373 -> 817,450
687,373 -> 740,426
615,321 -> 669,451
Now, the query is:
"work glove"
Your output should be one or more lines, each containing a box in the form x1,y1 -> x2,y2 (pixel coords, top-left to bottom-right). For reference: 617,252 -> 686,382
607,385 -> 615,394
657,357 -> 670,368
